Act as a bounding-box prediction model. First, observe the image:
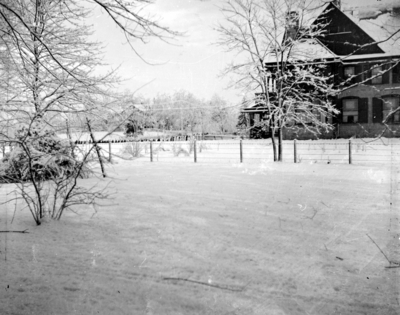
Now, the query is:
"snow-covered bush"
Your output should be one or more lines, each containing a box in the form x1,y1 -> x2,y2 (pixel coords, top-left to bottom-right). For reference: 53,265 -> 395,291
172,143 -> 190,156
0,125 -> 77,183
122,142 -> 145,158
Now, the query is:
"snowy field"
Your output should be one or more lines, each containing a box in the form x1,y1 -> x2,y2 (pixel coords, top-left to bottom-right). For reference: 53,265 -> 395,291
0,157 -> 399,314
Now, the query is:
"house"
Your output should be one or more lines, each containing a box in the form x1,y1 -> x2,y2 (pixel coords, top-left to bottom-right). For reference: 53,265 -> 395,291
121,104 -> 150,136
243,0 -> 400,139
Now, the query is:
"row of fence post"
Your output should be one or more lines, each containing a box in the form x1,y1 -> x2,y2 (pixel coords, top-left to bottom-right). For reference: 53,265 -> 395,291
1,139 -> 355,164
147,139 -> 246,163
146,139 -> 354,164
97,139 -> 354,164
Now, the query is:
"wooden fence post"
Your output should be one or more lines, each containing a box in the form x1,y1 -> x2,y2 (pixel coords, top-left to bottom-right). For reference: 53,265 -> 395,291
240,140 -> 243,163
349,139 -> 352,164
108,141 -> 112,162
194,139 -> 197,163
150,141 -> 153,162
294,139 -> 297,163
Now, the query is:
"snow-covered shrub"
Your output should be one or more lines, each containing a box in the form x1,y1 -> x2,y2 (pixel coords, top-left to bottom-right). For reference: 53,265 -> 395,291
172,143 -> 189,157
199,142 -> 209,153
187,139 -> 195,154
122,142 -> 145,158
0,125 -> 78,183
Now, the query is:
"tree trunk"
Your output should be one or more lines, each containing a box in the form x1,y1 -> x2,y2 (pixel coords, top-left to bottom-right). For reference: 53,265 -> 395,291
277,126 -> 283,162
86,118 -> 106,178
270,126 -> 277,161
66,119 -> 76,159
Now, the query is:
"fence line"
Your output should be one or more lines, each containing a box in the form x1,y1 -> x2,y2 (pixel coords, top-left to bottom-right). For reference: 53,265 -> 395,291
1,139 -> 399,165
84,139 -> 400,165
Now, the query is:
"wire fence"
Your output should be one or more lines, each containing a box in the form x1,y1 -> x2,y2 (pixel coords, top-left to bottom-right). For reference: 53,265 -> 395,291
1,139 -> 399,165
78,139 -> 400,165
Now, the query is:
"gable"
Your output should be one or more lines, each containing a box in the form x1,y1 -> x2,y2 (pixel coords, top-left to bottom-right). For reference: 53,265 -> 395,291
313,3 -> 383,56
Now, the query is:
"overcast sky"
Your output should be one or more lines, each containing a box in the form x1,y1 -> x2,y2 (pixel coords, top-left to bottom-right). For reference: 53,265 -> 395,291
89,0 -> 397,105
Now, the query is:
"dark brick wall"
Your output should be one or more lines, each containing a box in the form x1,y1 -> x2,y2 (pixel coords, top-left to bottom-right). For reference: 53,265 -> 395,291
283,123 -> 400,140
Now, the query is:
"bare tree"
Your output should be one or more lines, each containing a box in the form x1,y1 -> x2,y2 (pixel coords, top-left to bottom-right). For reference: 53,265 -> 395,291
149,91 -> 237,135
216,0 -> 340,161
208,94 -> 238,134
0,0 -> 178,224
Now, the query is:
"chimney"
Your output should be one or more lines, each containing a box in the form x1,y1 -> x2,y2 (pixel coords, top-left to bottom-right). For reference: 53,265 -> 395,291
286,11 -> 299,41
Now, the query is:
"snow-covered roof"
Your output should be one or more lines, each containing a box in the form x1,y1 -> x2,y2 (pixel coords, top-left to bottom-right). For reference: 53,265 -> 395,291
263,2 -> 400,65
304,4 -> 399,62
343,0 -> 400,17
323,3 -> 400,59
356,13 -> 400,56
242,97 -> 269,112
264,38 -> 336,64
288,38 -> 336,61
301,2 -> 331,26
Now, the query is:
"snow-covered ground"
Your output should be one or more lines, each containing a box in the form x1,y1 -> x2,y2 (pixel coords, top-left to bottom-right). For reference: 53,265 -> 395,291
0,157 -> 399,314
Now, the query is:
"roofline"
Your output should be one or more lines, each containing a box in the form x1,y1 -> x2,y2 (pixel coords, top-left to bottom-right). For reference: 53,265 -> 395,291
265,59 -> 339,66
314,37 -> 337,57
242,107 -> 270,112
341,56 -> 400,64
264,55 -> 400,67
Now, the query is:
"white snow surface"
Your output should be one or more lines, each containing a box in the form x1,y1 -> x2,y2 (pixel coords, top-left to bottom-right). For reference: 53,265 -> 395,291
0,154 -> 399,314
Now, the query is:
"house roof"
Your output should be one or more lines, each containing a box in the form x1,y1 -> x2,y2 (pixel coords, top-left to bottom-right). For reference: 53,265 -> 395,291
242,96 -> 269,112
242,104 -> 269,112
288,38 -> 336,61
356,13 -> 400,56
321,3 -> 400,60
267,2 -> 400,64
264,37 -> 336,64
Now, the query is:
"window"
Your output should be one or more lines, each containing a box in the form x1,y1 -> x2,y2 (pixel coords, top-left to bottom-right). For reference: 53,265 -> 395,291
371,66 -> 383,84
363,64 -> 390,85
392,63 -> 400,84
268,77 -> 276,92
344,66 -> 355,79
383,98 -> 400,123
343,99 -> 358,123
